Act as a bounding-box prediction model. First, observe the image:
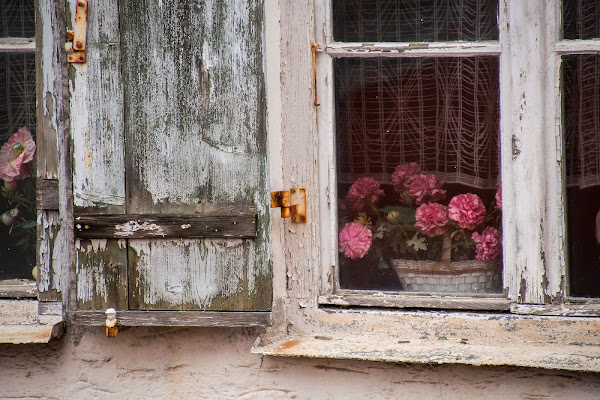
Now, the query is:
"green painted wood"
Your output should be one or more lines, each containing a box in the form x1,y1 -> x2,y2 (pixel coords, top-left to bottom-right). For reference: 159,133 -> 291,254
76,239 -> 128,310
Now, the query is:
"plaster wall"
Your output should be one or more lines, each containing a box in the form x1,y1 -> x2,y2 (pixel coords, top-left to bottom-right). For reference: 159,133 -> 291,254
1,327 -> 599,399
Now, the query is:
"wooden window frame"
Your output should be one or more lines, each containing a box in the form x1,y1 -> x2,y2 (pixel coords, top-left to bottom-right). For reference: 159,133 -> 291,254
254,0 -> 600,372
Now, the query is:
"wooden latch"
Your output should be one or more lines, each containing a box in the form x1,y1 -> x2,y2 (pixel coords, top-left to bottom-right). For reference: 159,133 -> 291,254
65,0 -> 88,63
271,188 -> 307,223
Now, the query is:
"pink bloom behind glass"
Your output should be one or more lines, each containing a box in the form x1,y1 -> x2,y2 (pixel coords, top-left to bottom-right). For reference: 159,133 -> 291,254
415,203 -> 448,237
338,222 -> 372,259
472,226 -> 502,261
392,162 -> 420,194
408,174 -> 446,205
448,193 -> 486,230
345,177 -> 384,215
0,128 -> 36,181
495,184 -> 502,210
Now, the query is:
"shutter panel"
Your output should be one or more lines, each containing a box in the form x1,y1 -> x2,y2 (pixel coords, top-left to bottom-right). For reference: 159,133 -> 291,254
71,0 -> 271,312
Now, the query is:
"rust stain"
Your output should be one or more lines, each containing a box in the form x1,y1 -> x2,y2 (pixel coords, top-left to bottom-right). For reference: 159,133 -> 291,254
274,338 -> 301,353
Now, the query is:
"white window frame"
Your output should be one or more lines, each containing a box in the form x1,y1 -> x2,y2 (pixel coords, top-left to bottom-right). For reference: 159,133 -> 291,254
256,0 -> 600,372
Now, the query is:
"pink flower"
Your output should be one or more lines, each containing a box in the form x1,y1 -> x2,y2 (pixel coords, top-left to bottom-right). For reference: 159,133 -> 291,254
448,193 -> 486,230
408,174 -> 446,205
0,128 -> 35,181
338,222 -> 372,259
415,203 -> 448,237
345,177 -> 384,215
472,227 -> 502,261
495,183 -> 502,210
392,162 -> 421,194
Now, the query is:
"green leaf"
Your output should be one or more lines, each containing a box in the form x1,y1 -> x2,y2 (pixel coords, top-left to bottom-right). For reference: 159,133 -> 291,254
378,206 -> 416,225
378,259 -> 390,270
17,220 -> 36,229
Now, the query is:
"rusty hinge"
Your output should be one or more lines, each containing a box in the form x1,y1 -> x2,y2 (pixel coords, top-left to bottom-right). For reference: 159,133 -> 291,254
65,0 -> 88,63
271,188 -> 307,223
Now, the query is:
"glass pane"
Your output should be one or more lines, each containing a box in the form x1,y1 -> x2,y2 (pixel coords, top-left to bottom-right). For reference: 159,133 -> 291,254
0,53 -> 36,280
563,0 -> 600,40
563,55 -> 600,297
336,57 -> 502,293
333,0 -> 498,42
0,0 -> 35,38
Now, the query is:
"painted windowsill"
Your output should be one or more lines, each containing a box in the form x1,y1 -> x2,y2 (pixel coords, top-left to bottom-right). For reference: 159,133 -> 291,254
252,308 -> 600,372
0,299 -> 63,344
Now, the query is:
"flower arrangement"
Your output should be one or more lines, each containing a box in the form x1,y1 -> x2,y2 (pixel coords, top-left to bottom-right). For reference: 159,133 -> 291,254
0,128 -> 37,274
338,163 -> 502,269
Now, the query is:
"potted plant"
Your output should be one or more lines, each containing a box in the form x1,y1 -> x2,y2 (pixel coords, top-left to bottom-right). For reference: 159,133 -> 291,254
338,162 -> 502,293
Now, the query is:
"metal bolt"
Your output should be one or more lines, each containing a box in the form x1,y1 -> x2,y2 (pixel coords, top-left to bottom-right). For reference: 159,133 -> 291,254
77,1 -> 86,6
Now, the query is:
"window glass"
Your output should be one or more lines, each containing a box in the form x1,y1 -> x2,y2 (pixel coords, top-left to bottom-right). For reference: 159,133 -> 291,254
0,0 -> 35,38
563,0 -> 600,40
335,57 -> 502,293
563,54 -> 600,297
0,3 -> 36,281
332,0 -> 498,42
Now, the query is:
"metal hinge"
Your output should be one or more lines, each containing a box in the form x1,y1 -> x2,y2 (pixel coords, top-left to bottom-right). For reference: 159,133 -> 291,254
271,188 -> 307,223
65,0 -> 88,63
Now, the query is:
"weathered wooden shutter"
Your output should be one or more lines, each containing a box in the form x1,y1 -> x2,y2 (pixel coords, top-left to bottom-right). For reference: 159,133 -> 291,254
70,0 -> 270,312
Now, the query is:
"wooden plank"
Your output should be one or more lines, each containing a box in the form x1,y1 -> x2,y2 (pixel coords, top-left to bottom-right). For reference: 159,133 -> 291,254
73,214 -> 256,239
0,280 -> 37,298
120,0 -> 267,215
253,309 -> 600,372
128,239 -> 272,311
500,0 -> 565,303
556,39 -> 600,54
36,179 -> 59,210
319,293 -> 512,311
73,311 -> 272,327
76,239 -> 128,310
37,211 -> 62,302
0,38 -> 35,53
0,300 -> 63,343
511,303 -> 600,317
326,41 -> 502,57
70,0 -> 125,214
119,0 -> 271,311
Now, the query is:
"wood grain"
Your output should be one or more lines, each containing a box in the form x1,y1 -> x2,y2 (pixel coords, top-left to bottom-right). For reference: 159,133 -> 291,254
74,214 -> 256,239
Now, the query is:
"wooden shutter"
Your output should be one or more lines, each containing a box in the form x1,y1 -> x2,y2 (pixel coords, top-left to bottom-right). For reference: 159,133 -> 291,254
70,0 -> 271,312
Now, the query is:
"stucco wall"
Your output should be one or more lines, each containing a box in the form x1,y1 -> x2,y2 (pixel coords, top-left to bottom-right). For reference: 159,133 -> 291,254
1,327 -> 599,399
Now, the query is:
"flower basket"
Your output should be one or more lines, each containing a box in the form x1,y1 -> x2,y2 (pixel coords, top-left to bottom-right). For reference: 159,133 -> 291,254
391,258 -> 501,294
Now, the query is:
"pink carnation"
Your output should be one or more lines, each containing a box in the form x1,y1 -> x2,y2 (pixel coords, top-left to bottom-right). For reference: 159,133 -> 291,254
495,184 -> 502,210
392,162 -> 421,194
338,222 -> 372,259
415,203 -> 448,237
0,128 -> 36,181
448,193 -> 486,230
408,174 -> 446,205
345,177 -> 384,215
472,226 -> 502,261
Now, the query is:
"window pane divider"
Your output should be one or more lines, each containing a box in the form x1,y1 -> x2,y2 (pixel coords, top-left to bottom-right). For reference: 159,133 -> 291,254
0,37 -> 35,52
326,41 -> 501,57
556,39 -> 600,54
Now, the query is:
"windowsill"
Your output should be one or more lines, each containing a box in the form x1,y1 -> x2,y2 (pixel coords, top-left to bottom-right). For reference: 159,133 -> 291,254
0,279 -> 37,298
0,299 -> 63,344
252,308 -> 600,372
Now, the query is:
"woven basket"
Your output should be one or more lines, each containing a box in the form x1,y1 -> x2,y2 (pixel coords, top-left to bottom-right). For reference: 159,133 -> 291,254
391,259 -> 501,294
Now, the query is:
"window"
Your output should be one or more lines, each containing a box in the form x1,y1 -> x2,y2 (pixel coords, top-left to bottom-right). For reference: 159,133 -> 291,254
0,0 -> 37,295
253,0 -> 600,372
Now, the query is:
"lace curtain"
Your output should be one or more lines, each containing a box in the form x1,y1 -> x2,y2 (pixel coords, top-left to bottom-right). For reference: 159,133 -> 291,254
335,57 -> 500,189
0,0 -> 36,143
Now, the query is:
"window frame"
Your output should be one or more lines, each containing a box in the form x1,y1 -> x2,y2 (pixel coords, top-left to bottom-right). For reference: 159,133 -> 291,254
254,0 -> 600,372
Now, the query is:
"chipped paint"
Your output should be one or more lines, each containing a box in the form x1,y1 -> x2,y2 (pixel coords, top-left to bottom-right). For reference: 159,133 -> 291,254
113,220 -> 165,237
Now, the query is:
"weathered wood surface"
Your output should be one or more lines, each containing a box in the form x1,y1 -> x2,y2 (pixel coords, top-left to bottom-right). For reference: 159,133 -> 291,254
120,0 -> 267,215
128,239 -> 271,311
37,211 -> 62,302
76,239 -> 128,310
511,303 -> 600,317
36,179 -> 59,210
253,309 -> 600,372
73,214 -> 256,239
73,310 -> 272,327
70,0 -> 125,213
500,1 -> 565,303
0,300 -> 63,343
0,280 -> 37,298
320,293 -> 512,311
